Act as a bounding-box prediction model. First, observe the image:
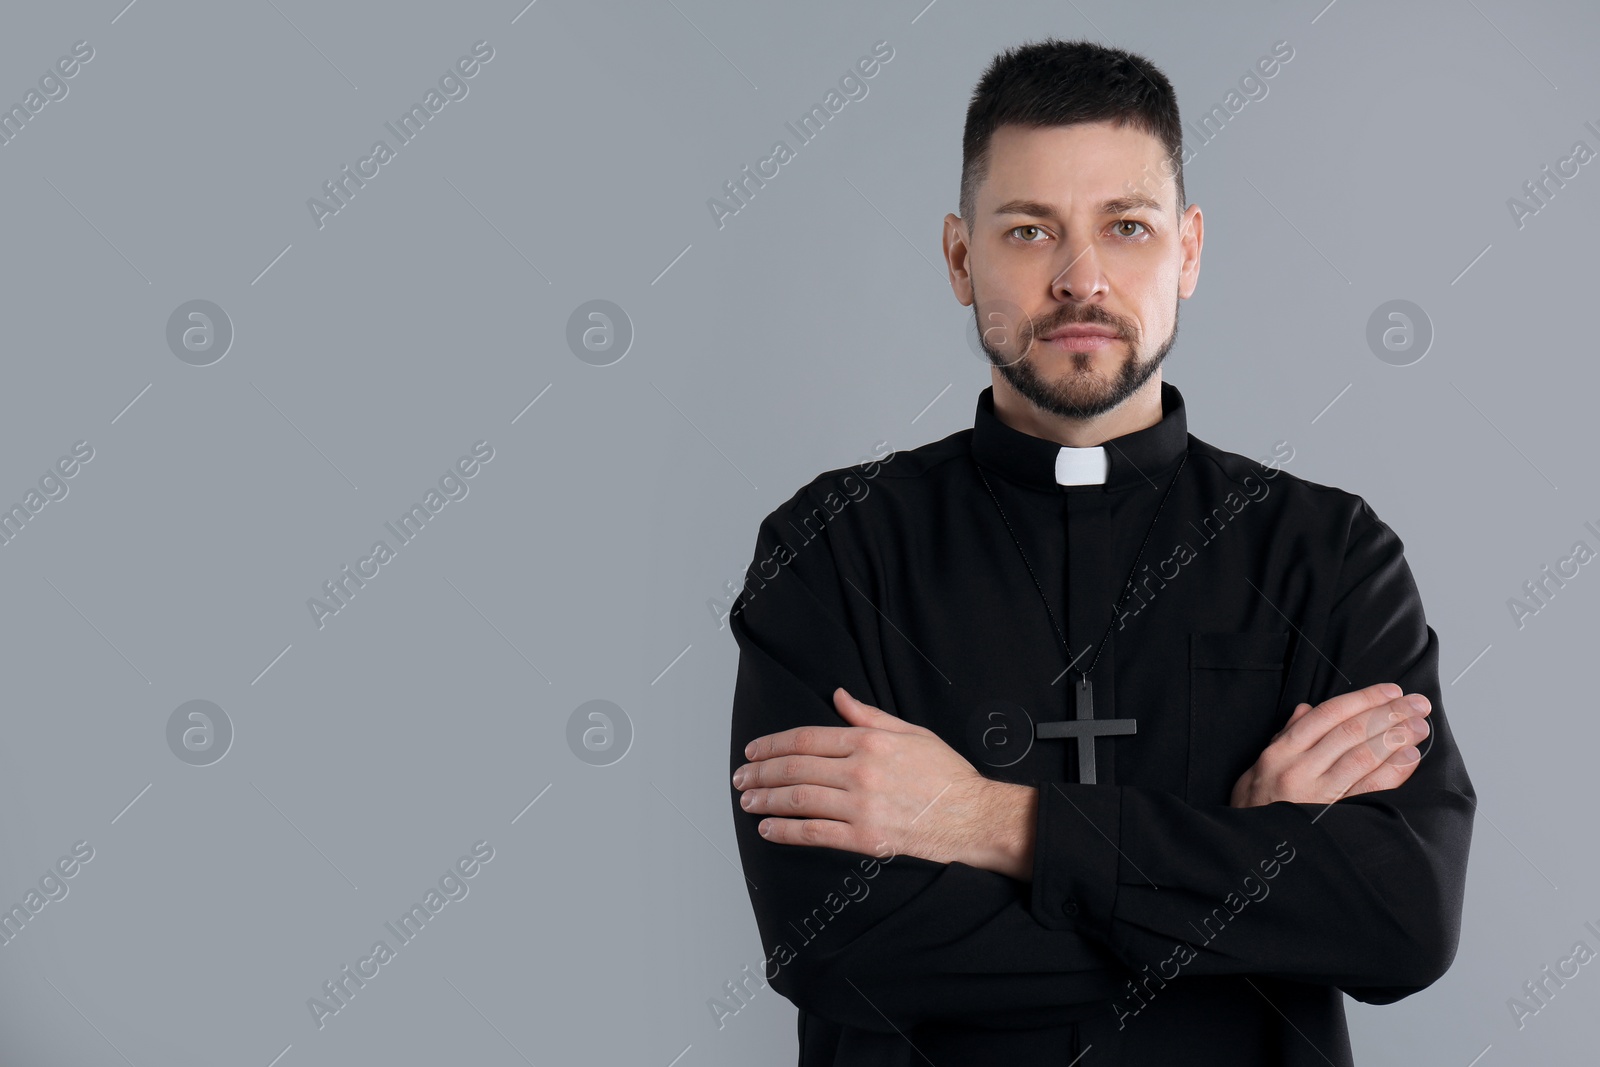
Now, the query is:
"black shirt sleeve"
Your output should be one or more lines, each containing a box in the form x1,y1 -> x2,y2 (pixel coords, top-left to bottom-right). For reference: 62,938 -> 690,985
1026,497 -> 1476,1001
728,487 -> 1128,1034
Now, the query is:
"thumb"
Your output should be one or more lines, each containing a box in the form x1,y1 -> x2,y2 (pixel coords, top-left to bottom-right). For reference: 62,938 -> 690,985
833,687 -> 877,720
1271,703 -> 1313,743
833,687 -> 916,732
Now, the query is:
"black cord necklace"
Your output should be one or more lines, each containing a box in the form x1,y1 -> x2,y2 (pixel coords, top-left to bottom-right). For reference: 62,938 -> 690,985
972,448 -> 1189,693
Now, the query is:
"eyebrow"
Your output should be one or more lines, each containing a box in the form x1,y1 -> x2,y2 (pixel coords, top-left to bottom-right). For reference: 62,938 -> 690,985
992,194 -> 1163,217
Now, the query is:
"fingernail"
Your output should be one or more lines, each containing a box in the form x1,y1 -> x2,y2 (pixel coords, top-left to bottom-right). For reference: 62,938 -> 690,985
732,768 -> 747,788
744,741 -> 755,759
1407,695 -> 1430,713
740,792 -> 754,808
1408,716 -> 1430,738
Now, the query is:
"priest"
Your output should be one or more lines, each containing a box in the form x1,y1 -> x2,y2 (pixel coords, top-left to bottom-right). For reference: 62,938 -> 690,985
724,37 -> 1474,1067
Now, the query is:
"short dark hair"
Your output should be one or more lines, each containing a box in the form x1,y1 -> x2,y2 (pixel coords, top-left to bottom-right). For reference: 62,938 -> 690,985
960,38 -> 1185,226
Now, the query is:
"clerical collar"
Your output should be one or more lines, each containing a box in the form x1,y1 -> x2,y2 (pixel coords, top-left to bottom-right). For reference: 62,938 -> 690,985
970,381 -> 1189,491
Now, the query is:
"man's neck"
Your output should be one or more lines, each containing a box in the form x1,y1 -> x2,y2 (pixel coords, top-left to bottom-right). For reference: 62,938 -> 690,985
990,370 -> 1165,448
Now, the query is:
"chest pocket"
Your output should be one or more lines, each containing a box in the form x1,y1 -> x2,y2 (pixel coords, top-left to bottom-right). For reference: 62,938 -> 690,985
1185,631 -> 1292,806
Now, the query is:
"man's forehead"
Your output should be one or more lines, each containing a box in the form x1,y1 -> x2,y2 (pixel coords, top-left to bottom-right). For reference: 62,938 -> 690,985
990,191 -> 1165,217
981,122 -> 1175,214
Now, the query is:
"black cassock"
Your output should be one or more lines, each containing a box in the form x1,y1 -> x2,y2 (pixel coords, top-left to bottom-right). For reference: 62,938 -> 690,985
726,382 -> 1475,1066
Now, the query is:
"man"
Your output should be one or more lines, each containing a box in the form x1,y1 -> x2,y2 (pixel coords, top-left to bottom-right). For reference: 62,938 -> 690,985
726,38 -> 1473,1066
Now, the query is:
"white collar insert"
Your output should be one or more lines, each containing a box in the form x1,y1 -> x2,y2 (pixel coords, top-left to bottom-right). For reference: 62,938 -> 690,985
1054,445 -> 1108,486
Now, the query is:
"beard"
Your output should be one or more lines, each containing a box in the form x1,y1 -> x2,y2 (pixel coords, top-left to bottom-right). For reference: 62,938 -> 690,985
974,290 -> 1180,420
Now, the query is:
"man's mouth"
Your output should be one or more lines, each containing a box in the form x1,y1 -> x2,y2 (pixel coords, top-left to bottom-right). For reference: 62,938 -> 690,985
1038,325 -> 1122,352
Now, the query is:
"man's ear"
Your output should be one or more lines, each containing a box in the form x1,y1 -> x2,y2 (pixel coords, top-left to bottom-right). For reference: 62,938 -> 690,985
1177,202 -> 1203,300
943,212 -> 975,305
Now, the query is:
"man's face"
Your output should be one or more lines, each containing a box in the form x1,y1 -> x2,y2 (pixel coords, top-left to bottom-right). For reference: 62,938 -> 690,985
945,120 -> 1202,420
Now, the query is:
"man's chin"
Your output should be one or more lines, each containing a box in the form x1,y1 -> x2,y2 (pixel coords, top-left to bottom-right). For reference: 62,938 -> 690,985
1034,374 -> 1120,408
1053,392 -> 1123,418
1002,377 -> 1121,419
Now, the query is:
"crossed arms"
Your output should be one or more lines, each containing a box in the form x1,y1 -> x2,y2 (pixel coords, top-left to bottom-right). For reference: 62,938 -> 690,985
733,681 -> 1434,881
726,495 -> 1475,1034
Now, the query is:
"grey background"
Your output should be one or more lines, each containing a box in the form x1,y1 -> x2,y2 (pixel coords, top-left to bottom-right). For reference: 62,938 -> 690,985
0,0 -> 1592,1064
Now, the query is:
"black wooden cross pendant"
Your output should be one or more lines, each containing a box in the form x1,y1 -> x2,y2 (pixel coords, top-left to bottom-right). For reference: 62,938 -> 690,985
1034,674 -> 1137,785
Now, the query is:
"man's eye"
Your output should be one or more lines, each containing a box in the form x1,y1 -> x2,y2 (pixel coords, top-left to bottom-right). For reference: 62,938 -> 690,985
1114,220 -> 1149,237
1009,225 -> 1047,242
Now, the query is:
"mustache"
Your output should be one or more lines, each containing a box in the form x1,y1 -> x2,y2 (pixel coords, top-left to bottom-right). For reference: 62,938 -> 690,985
1028,305 -> 1133,341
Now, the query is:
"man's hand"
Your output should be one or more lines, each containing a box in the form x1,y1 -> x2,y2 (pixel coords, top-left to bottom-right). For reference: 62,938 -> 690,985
733,688 -> 1031,876
1230,682 -> 1431,808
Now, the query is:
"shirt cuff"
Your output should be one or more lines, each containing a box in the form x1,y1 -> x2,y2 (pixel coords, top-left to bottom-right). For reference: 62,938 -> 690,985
1028,782 -> 1123,936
